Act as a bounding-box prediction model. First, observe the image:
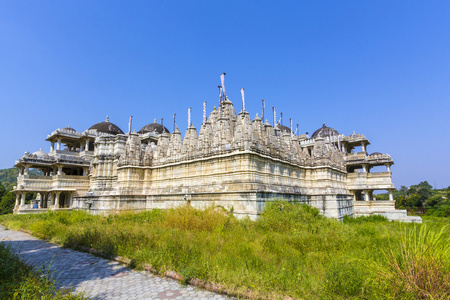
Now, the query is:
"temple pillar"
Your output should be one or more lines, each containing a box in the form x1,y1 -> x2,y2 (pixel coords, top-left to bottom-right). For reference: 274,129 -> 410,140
15,193 -> 20,208
57,166 -> 62,175
20,193 -> 26,206
385,163 -> 391,172
54,192 -> 61,208
50,142 -> 55,152
389,190 -> 394,201
24,165 -> 29,176
69,192 -> 73,208
85,140 -> 89,151
362,164 -> 368,173
361,142 -> 366,153
57,138 -> 61,150
50,193 -> 55,206
80,142 -> 84,152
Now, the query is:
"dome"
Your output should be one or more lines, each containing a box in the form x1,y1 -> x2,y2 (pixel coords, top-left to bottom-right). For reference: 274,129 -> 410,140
88,116 -> 124,135
276,124 -> 293,135
32,149 -> 49,159
370,152 -> 382,156
138,119 -> 170,134
63,125 -> 76,132
311,123 -> 339,139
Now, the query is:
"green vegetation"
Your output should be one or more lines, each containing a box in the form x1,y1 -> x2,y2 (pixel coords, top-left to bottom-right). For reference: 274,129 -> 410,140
0,168 -> 41,215
0,243 -> 84,299
1,202 -> 449,299
376,181 -> 450,217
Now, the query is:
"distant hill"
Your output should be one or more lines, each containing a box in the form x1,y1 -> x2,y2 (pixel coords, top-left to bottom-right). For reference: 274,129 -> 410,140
0,168 -> 42,191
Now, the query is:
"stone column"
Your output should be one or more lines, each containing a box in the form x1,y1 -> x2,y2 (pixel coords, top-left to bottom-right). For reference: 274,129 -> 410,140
15,193 -> 20,208
57,138 -> 61,150
50,193 -> 55,206
69,192 -> 73,208
80,142 -> 84,152
50,142 -> 55,152
362,164 -> 368,173
85,140 -> 90,151
24,165 -> 29,176
57,166 -> 62,175
361,142 -> 366,153
54,192 -> 61,208
362,191 -> 369,201
385,163 -> 391,172
20,193 -> 26,206
389,190 -> 394,201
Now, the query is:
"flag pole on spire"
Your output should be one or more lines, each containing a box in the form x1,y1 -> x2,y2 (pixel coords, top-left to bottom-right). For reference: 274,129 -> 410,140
173,114 -> 176,132
240,88 -> 245,112
262,99 -> 265,120
128,116 -> 133,134
188,107 -> 191,128
203,101 -> 206,126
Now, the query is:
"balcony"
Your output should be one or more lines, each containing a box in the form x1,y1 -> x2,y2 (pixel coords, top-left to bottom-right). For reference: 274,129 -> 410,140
15,174 -> 90,192
347,172 -> 394,190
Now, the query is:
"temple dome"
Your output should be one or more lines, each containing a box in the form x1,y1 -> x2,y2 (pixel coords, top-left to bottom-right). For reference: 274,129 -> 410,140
311,123 -> 339,139
276,124 -> 293,134
88,116 -> 124,135
370,152 -> 382,156
32,149 -> 49,158
138,120 -> 170,134
63,125 -> 76,132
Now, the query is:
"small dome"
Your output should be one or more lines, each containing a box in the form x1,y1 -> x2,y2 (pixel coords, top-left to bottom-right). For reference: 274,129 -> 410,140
138,120 -> 170,134
32,149 -> 49,158
311,123 -> 339,139
276,124 -> 293,134
88,116 -> 124,135
370,152 -> 382,156
63,125 -> 76,132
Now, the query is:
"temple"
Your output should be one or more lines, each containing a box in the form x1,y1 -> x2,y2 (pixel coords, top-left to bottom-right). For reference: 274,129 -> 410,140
12,75 -> 420,222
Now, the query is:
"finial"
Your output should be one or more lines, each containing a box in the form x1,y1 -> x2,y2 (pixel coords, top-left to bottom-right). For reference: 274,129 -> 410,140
106,115 -> 109,122
295,124 -> 299,135
68,125 -> 71,128
280,112 -> 283,126
203,101 -> 206,125
154,118 -> 157,123
213,106 -> 216,111
323,123 -> 326,127
188,107 -> 191,128
240,88 -> 245,112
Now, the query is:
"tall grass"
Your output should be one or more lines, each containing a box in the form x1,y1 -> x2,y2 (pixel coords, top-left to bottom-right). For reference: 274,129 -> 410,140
1,202 -> 449,299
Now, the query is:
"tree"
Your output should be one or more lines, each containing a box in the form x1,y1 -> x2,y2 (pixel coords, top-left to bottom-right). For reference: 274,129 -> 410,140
0,192 -> 15,215
0,184 -> 5,199
424,195 -> 443,208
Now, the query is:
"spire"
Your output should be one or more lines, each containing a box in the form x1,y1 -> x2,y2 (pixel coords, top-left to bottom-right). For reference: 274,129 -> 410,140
106,115 -> 109,122
280,112 -> 283,126
161,118 -> 163,126
240,88 -> 245,112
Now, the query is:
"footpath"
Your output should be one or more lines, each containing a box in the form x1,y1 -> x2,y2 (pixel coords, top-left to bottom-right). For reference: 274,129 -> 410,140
0,225 -> 233,300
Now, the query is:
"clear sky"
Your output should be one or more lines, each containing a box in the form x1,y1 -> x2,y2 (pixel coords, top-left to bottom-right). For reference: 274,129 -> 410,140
1,1 -> 449,188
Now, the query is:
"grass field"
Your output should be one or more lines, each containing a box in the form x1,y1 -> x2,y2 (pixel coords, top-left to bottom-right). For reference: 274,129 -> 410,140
1,202 -> 449,299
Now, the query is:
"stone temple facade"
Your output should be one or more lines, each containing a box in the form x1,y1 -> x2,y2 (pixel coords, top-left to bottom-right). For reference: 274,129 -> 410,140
13,77 -> 420,222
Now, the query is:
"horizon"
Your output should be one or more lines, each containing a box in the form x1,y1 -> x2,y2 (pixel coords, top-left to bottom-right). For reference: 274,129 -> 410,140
1,1 -> 449,188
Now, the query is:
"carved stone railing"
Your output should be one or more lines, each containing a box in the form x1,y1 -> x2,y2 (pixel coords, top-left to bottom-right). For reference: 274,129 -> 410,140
347,172 -> 394,190
15,175 -> 90,191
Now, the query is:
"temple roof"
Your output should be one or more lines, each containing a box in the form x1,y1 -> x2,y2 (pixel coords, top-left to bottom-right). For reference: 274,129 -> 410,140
311,123 -> 339,139
88,116 -> 124,135
138,120 -> 170,134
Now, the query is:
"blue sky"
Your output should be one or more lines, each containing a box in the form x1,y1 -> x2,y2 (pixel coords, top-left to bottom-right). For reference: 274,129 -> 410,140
1,1 -> 449,188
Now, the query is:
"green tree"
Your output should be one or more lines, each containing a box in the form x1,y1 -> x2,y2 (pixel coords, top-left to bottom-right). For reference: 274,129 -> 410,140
0,192 -> 15,215
424,195 -> 443,208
